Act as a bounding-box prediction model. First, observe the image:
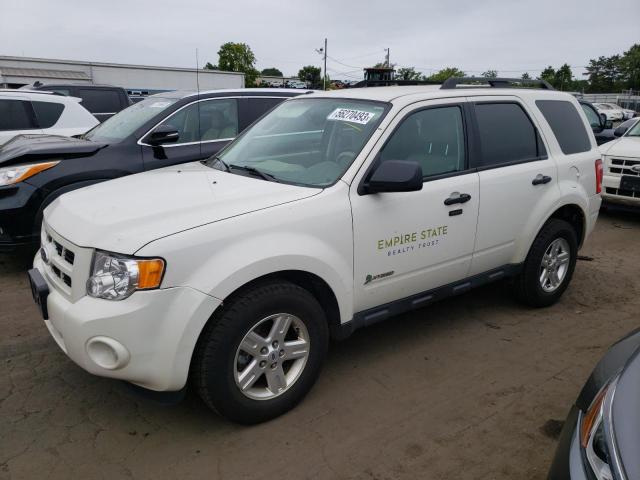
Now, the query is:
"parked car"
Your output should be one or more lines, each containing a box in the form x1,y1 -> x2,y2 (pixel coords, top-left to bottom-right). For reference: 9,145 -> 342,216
28,78 -> 602,424
599,118 -> 640,208
0,90 -> 98,145
593,103 -> 624,122
598,102 -> 636,120
597,117 -> 639,144
0,88 -> 309,251
25,83 -> 132,122
579,100 -> 614,145
287,81 -> 308,89
548,328 -> 640,479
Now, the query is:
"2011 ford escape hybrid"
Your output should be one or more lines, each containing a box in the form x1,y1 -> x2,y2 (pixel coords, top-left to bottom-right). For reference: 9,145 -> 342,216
29,78 -> 603,424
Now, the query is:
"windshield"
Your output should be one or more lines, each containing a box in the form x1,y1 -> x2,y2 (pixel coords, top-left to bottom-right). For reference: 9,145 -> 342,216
626,119 -> 640,137
212,98 -> 388,187
84,96 -> 179,142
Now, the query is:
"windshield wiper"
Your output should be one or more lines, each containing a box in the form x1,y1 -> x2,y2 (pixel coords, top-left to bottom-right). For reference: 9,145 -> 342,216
228,164 -> 279,182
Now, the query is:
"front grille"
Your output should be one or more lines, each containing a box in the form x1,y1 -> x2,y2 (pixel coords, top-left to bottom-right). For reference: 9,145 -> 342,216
609,158 -> 640,176
50,264 -> 72,287
41,224 -> 78,294
606,187 -> 640,198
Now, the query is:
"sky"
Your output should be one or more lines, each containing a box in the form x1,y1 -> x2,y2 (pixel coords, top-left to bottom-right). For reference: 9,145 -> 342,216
1,0 -> 639,80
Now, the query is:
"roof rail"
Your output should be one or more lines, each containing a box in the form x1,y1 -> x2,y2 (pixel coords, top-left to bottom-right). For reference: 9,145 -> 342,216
440,77 -> 555,90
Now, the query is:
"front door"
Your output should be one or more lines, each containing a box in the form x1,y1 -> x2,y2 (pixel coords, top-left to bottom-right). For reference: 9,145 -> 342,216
351,100 -> 480,312
141,98 -> 239,170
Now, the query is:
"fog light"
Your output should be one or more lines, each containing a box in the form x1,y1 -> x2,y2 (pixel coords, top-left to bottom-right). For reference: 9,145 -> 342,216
86,336 -> 130,370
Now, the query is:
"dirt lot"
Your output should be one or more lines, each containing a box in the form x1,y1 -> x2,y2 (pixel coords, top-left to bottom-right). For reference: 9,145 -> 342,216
1,209 -> 638,480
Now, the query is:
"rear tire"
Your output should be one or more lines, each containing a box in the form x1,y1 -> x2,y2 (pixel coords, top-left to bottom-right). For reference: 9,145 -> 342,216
192,280 -> 328,424
512,219 -> 578,308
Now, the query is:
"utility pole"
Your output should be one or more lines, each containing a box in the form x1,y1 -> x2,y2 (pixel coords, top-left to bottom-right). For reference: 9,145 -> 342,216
385,48 -> 390,67
323,38 -> 327,90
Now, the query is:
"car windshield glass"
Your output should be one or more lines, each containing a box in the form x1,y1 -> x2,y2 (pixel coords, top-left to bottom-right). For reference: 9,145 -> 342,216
627,120 -> 640,136
84,97 -> 179,142
210,98 -> 388,187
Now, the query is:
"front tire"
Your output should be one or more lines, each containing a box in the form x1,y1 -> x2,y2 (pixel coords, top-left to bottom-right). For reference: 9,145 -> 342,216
192,280 -> 329,424
513,219 -> 578,308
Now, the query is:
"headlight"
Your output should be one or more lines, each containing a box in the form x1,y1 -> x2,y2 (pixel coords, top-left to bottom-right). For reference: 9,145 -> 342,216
0,161 -> 59,186
86,251 -> 165,300
580,382 -> 614,480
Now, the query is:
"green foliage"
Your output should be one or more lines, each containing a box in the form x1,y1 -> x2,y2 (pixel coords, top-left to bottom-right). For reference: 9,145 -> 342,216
261,67 -> 283,77
426,67 -> 465,82
396,67 -> 423,81
521,72 -> 531,80
210,42 -> 260,87
481,70 -> 498,78
204,62 -> 218,70
298,65 -> 322,88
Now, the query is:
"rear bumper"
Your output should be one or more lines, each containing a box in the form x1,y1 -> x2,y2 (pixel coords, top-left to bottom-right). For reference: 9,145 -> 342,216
33,254 -> 221,391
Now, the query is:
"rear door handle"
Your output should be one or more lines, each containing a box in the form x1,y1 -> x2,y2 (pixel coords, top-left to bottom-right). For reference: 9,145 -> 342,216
532,174 -> 552,185
444,193 -> 471,206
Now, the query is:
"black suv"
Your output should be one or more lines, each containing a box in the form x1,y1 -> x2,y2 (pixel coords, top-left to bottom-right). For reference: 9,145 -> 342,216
28,84 -> 132,122
0,89 -> 309,251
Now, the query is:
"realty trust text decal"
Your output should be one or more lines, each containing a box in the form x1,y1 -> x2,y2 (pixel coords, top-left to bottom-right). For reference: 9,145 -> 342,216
377,226 -> 448,257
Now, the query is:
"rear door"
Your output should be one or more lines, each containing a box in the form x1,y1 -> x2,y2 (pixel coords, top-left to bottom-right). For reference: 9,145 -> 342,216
140,97 -> 239,170
468,96 -> 557,275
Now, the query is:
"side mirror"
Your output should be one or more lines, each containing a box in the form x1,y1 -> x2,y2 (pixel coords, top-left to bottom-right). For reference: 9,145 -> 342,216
365,160 -> 423,194
604,120 -> 614,130
146,124 -> 179,145
614,125 -> 628,137
600,113 -> 607,125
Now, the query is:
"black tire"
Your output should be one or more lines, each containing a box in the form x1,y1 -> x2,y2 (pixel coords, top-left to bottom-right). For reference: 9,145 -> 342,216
192,280 -> 329,424
512,219 -> 578,308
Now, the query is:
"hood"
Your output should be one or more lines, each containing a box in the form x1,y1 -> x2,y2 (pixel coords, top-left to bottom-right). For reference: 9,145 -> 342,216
45,161 -> 320,253
0,134 -> 107,167
599,136 -> 640,157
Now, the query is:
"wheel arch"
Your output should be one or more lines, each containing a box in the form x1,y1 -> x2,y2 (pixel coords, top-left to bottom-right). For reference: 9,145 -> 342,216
546,203 -> 587,248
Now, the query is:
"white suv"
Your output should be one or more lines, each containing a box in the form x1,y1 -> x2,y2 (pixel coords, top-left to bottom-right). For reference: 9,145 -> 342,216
0,90 -> 98,145
29,79 -> 602,423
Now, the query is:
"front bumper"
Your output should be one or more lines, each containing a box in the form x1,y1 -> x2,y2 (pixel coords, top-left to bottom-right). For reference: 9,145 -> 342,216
0,182 -> 43,251
33,254 -> 221,391
548,406 -> 590,480
602,174 -> 640,207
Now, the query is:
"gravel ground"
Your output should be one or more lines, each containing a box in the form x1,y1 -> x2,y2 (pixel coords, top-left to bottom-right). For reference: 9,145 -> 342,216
1,209 -> 638,480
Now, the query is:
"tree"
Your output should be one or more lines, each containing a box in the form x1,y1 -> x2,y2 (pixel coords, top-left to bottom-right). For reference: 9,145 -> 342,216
261,67 -> 283,77
426,67 -> 465,82
540,66 -> 556,86
298,65 -> 321,88
396,67 -> 423,81
211,42 -> 260,86
585,55 -> 621,92
618,44 -> 640,90
204,62 -> 218,70
482,70 -> 498,78
521,72 -> 531,80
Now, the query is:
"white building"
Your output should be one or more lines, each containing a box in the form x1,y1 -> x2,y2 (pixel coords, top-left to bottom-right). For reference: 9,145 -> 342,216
0,56 -> 244,94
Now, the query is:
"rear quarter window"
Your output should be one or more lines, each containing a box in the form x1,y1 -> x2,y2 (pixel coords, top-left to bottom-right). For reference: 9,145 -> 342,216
78,89 -> 122,113
0,99 -> 37,131
536,100 -> 591,155
32,101 -> 65,128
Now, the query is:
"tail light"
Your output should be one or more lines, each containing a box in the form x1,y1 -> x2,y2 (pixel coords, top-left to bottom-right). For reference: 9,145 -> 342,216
595,159 -> 603,194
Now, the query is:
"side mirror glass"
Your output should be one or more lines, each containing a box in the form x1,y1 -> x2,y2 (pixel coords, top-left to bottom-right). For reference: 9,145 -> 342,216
146,124 -> 179,145
614,126 -> 628,137
365,160 -> 423,194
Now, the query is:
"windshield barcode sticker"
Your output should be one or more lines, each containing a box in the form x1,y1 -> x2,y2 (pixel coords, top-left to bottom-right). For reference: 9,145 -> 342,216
327,108 -> 375,125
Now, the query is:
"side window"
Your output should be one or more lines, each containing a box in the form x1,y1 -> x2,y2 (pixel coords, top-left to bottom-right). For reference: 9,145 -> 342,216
199,99 -> 238,141
537,100 -> 591,155
78,89 -> 121,113
380,106 -> 466,178
161,101 -> 201,144
0,100 -> 37,131
32,101 -> 65,128
580,103 -> 602,129
247,97 -> 284,122
474,103 -> 545,167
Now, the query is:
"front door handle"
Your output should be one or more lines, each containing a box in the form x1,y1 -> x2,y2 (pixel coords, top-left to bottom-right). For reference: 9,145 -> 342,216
444,193 -> 471,206
532,174 -> 552,185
